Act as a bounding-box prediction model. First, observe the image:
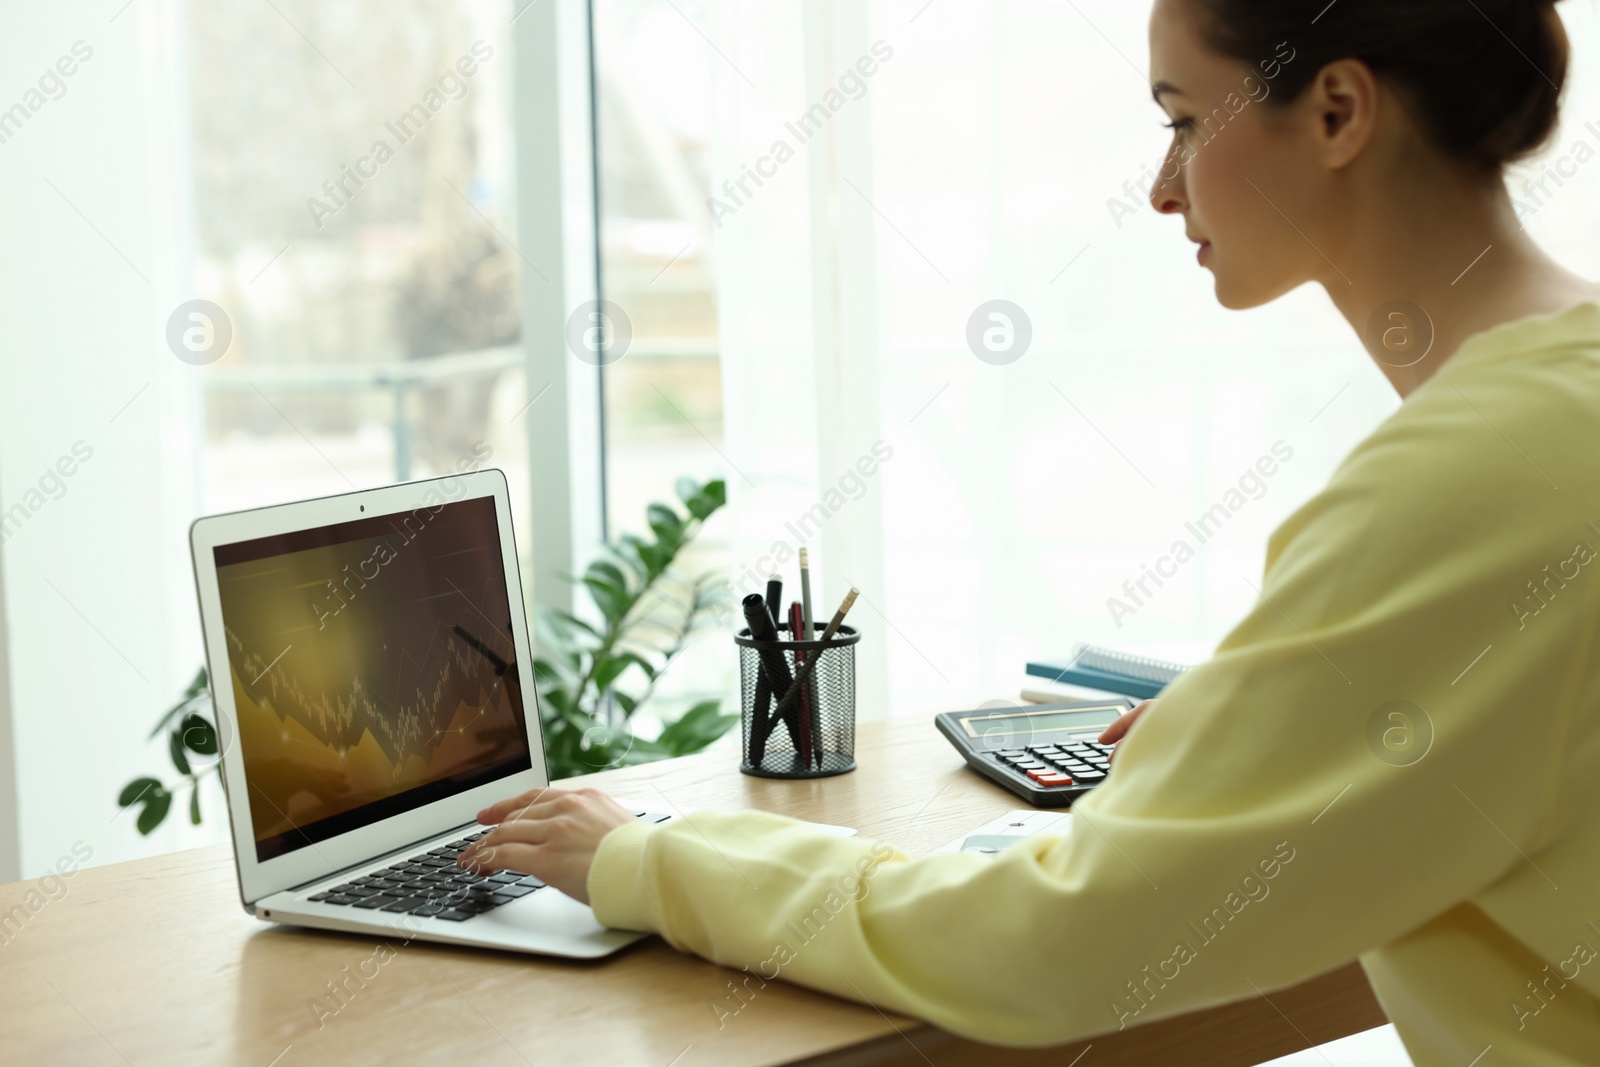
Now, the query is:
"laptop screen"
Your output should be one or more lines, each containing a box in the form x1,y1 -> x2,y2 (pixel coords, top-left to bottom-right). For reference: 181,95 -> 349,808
211,495 -> 533,862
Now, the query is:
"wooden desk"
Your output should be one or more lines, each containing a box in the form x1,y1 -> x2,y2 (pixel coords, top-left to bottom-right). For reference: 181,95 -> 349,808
0,717 -> 1386,1066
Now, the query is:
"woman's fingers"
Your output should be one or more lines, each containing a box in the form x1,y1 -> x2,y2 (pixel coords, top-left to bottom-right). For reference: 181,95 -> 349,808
478,785 -> 590,825
476,786 -> 553,824
459,820 -> 553,873
461,841 -> 543,877
479,818 -> 555,849
478,785 -> 619,826
1099,699 -> 1154,745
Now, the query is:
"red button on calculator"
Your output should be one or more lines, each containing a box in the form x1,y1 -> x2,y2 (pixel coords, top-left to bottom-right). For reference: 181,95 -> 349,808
1027,769 -> 1073,786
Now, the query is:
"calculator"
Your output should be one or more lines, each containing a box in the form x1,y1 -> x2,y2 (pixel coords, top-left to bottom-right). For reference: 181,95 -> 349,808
934,699 -> 1133,807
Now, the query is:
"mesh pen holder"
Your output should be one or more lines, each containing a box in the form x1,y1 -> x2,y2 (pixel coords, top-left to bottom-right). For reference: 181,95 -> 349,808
736,623 -> 859,779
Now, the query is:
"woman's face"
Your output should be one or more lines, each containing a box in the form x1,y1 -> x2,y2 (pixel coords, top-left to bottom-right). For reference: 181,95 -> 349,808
1147,0 -> 1329,308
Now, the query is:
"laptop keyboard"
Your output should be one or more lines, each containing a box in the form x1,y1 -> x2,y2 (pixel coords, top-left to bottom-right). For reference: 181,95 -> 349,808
305,811 -> 671,922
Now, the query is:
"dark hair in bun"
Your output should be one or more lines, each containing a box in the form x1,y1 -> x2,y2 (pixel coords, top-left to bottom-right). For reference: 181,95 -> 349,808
1193,0 -> 1570,170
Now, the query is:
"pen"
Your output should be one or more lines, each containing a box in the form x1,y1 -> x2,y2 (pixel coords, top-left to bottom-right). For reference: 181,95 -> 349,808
742,593 -> 798,765
743,606 -> 773,767
789,600 -> 814,768
769,587 -> 857,732
765,574 -> 783,628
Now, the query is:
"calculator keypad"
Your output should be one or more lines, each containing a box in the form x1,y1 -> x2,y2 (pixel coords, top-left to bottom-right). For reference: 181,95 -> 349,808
992,742 -> 1113,791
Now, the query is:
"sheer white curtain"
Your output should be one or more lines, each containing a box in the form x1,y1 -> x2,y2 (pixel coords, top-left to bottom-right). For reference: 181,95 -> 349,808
0,0 -> 205,877
710,0 -> 1600,717
708,1 -> 893,717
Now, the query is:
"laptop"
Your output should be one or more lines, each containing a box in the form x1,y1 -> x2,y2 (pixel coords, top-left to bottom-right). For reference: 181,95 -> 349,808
189,468 -> 669,958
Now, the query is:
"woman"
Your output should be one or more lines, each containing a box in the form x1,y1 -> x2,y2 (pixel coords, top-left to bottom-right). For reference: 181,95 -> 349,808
464,1 -> 1600,1060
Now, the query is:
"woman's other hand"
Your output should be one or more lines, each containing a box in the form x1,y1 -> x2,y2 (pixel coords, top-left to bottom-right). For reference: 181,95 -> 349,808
1098,699 -> 1155,747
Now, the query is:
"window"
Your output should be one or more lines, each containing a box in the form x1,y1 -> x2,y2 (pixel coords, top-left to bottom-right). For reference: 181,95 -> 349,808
186,0 -> 530,536
592,0 -> 726,530
591,0 -> 732,718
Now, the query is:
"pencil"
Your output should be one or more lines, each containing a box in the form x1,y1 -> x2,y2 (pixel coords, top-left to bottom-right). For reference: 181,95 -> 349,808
799,548 -> 817,767
799,548 -> 814,641
769,587 -> 857,735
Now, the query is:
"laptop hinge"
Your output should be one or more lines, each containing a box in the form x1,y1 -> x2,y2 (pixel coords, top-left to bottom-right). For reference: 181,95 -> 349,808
282,820 -> 481,894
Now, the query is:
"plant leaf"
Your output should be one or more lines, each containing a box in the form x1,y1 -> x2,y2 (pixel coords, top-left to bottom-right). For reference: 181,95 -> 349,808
582,575 -> 629,624
616,735 -> 670,765
675,477 -> 701,505
148,693 -> 206,740
636,542 -> 669,579
136,788 -> 172,835
656,700 -> 738,756
538,684 -> 574,717
682,496 -> 710,521
585,559 -> 630,593
181,714 -> 218,756
616,652 -> 657,681
533,656 -> 577,688
646,503 -> 683,541
610,535 -> 650,577
592,652 -> 636,694
168,727 -> 192,777
648,585 -> 691,613
690,480 -> 726,519
118,776 -> 162,808
546,608 -> 600,639
556,702 -> 593,731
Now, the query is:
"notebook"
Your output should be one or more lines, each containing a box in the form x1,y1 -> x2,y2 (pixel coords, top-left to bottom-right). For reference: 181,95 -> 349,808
1025,643 -> 1189,700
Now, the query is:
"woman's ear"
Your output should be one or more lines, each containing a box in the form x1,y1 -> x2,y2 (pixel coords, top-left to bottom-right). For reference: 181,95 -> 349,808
1305,58 -> 1380,170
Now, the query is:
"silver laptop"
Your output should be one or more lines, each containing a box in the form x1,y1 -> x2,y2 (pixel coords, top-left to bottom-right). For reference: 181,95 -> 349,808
189,468 -> 665,958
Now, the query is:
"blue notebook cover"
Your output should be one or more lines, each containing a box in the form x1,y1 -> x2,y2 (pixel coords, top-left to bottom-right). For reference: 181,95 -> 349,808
1025,660 -> 1169,700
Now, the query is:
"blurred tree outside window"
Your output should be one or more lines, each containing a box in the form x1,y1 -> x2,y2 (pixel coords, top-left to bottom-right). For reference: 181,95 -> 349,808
186,0 -> 528,517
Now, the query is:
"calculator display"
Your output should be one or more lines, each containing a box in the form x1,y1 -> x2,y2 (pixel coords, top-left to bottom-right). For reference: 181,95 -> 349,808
959,706 -> 1123,738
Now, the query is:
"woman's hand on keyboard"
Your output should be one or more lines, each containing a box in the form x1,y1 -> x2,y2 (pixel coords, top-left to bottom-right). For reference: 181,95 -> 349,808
460,786 -> 636,905
1098,699 -> 1154,748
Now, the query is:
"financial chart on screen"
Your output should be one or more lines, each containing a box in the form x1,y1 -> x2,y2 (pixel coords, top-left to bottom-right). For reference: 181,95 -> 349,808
212,495 -> 532,861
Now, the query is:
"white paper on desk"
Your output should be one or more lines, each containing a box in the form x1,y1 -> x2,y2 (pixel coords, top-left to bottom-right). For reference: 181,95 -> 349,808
623,805 -> 858,839
932,809 -> 1074,855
